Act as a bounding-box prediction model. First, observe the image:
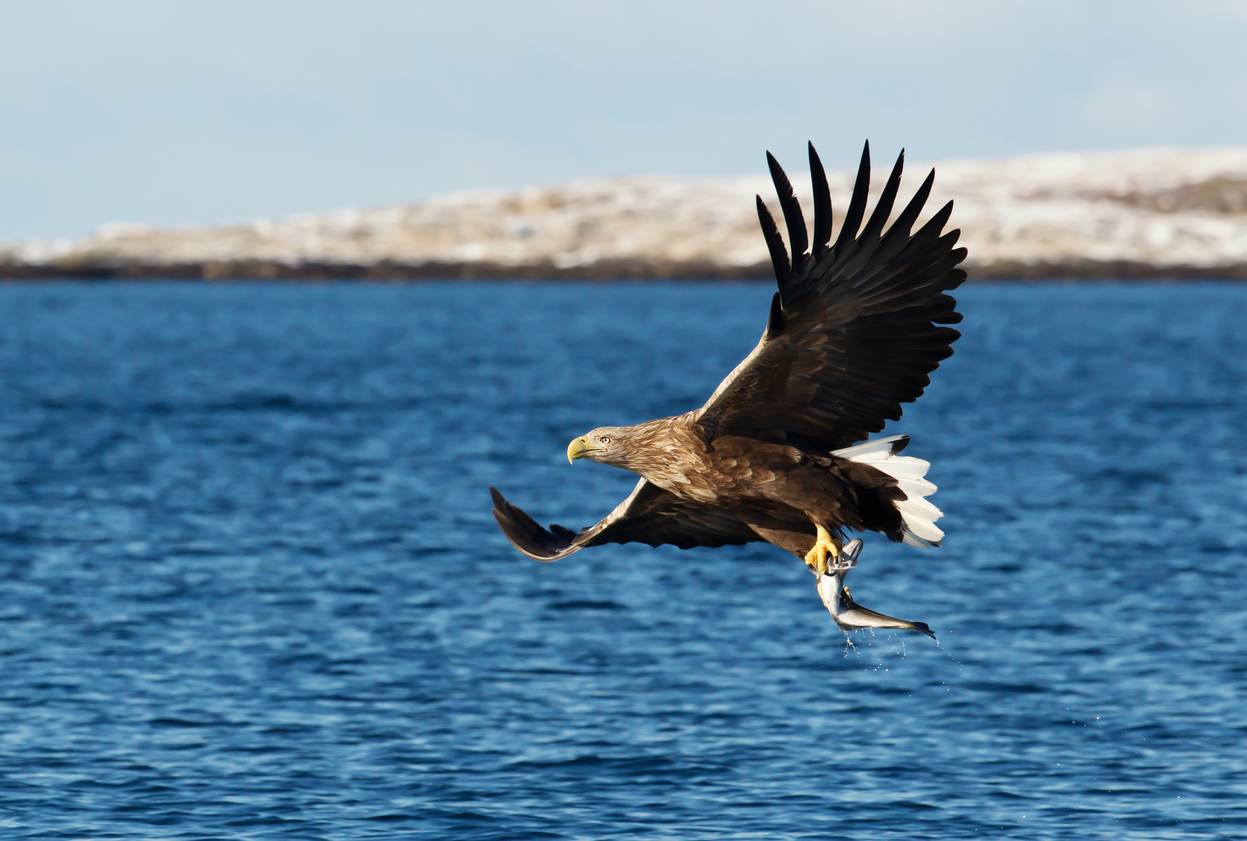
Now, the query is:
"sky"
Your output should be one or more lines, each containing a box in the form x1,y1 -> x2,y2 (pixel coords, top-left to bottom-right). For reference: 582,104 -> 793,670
3,0 -> 1246,241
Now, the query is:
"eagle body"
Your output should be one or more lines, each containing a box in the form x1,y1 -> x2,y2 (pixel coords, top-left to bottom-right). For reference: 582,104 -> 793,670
491,141 -> 966,607
575,414 -> 907,546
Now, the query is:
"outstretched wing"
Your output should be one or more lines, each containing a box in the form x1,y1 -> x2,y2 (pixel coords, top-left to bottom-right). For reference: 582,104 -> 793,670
696,142 -> 967,453
490,480 -> 761,562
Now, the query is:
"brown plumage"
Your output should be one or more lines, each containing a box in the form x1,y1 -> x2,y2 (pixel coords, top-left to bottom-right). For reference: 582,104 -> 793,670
491,141 -> 966,571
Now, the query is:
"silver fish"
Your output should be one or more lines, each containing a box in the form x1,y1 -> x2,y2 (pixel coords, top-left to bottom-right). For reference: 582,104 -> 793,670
816,538 -> 936,639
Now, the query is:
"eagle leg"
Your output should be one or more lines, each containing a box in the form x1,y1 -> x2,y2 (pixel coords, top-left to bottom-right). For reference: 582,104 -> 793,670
803,525 -> 843,575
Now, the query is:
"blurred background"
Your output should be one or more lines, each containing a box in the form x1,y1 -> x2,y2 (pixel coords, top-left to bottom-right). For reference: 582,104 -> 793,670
4,0 -> 1247,240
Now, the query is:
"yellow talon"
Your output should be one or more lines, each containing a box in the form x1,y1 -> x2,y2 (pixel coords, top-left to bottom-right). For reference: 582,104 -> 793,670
803,525 -> 841,574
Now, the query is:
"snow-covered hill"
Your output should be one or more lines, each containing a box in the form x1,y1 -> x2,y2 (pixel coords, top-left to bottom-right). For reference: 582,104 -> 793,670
5,147 -> 1247,279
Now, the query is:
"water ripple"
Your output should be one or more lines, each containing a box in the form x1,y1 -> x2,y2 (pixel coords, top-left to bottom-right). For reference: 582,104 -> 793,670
0,281 -> 1244,839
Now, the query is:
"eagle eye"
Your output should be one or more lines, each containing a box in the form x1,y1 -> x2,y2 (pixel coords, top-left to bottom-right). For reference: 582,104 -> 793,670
599,436 -> 612,444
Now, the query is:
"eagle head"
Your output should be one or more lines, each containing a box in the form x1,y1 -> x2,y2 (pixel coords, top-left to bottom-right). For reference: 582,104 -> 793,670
567,427 -> 624,465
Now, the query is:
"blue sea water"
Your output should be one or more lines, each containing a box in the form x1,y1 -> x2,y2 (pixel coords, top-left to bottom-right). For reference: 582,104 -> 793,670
0,280 -> 1244,839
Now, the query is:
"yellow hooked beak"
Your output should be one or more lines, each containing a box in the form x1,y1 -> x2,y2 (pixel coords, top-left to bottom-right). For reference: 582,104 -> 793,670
567,436 -> 597,464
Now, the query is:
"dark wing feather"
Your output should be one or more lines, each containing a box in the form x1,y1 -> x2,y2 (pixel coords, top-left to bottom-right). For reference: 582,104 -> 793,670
697,141 -> 967,452
767,151 -> 808,274
490,481 -> 760,562
809,143 -> 833,260
756,197 -> 792,290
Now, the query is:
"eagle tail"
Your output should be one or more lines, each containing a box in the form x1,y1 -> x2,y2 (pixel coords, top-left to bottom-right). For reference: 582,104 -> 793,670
832,435 -> 945,548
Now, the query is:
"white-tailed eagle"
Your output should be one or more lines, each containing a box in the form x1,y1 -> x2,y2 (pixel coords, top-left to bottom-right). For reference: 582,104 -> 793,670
491,142 -> 966,638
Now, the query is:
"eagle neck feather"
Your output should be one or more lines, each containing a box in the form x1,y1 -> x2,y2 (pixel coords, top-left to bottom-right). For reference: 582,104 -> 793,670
611,412 -> 706,485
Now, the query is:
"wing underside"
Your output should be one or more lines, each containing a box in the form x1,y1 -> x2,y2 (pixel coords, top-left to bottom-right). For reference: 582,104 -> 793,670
491,480 -> 761,561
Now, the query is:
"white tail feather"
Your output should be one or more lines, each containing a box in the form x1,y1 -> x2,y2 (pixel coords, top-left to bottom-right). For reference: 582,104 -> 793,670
831,435 -> 907,461
897,497 -> 941,521
896,476 -> 936,496
832,434 -> 945,548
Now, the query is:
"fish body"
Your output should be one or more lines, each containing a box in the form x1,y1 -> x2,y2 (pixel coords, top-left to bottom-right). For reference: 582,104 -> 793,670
816,539 -> 936,639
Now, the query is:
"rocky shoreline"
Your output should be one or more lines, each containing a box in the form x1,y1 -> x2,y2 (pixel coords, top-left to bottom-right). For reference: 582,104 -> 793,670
5,147 -> 1247,281
6,258 -> 1247,282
